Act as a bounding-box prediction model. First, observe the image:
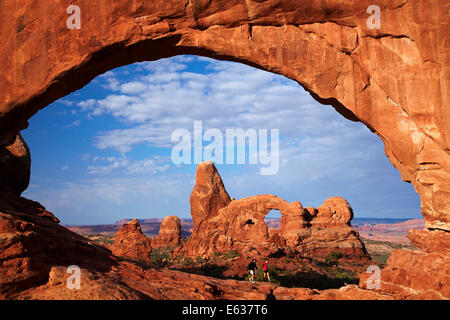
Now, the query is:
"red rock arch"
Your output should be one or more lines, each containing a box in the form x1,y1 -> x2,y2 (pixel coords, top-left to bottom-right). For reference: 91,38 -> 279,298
221,194 -> 306,243
186,162 -> 370,260
1,1 -> 448,235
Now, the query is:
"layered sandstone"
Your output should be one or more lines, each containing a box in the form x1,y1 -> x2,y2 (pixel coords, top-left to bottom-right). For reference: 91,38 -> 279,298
185,162 -> 369,260
0,194 -> 113,299
358,219 -> 425,243
111,219 -> 152,263
151,215 -> 183,249
0,134 -> 31,196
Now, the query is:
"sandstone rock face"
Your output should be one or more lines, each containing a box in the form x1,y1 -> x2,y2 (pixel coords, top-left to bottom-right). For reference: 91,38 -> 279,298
360,248 -> 450,300
314,197 -> 354,226
185,162 -> 369,260
0,134 -> 30,196
0,194 -> 112,299
151,215 -> 183,249
359,228 -> 450,299
190,161 -> 231,227
111,219 -> 152,263
408,229 -> 450,255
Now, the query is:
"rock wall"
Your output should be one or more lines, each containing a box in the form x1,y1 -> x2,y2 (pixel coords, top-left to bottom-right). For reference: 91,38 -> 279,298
0,193 -> 113,299
0,134 -> 31,196
190,161 -> 232,227
360,229 -> 450,299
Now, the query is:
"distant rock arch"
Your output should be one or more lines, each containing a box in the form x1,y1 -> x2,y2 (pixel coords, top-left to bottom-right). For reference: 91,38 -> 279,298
185,161 -> 368,259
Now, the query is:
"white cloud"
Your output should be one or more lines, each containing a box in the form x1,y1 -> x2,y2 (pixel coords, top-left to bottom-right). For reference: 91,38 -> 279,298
86,155 -> 170,176
76,56 -> 386,185
120,81 -> 147,94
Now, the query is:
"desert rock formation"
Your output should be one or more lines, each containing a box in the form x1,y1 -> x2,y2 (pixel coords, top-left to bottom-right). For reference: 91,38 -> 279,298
151,215 -> 183,249
360,228 -> 450,299
190,161 -> 232,227
185,162 -> 369,260
111,219 -> 152,263
358,219 -> 425,242
0,165 -> 446,299
0,194 -> 112,299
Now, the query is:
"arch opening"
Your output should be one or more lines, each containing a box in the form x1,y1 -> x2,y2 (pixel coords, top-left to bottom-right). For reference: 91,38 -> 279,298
265,209 -> 282,231
1,19 -> 437,234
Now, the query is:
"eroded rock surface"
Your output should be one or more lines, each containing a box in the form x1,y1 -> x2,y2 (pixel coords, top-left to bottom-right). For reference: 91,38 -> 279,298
0,194 -> 113,299
0,134 -> 30,196
190,161 -> 232,227
151,215 -> 183,249
111,219 -> 152,263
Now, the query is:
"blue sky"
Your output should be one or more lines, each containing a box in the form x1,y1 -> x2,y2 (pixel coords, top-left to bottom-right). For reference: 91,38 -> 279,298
21,55 -> 421,225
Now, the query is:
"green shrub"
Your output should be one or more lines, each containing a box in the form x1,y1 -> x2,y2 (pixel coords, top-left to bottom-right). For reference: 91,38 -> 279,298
183,257 -> 195,267
324,251 -> 343,266
332,268 -> 356,280
195,256 -> 204,264
221,250 -> 240,260
150,248 -> 171,269
328,251 -> 344,260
